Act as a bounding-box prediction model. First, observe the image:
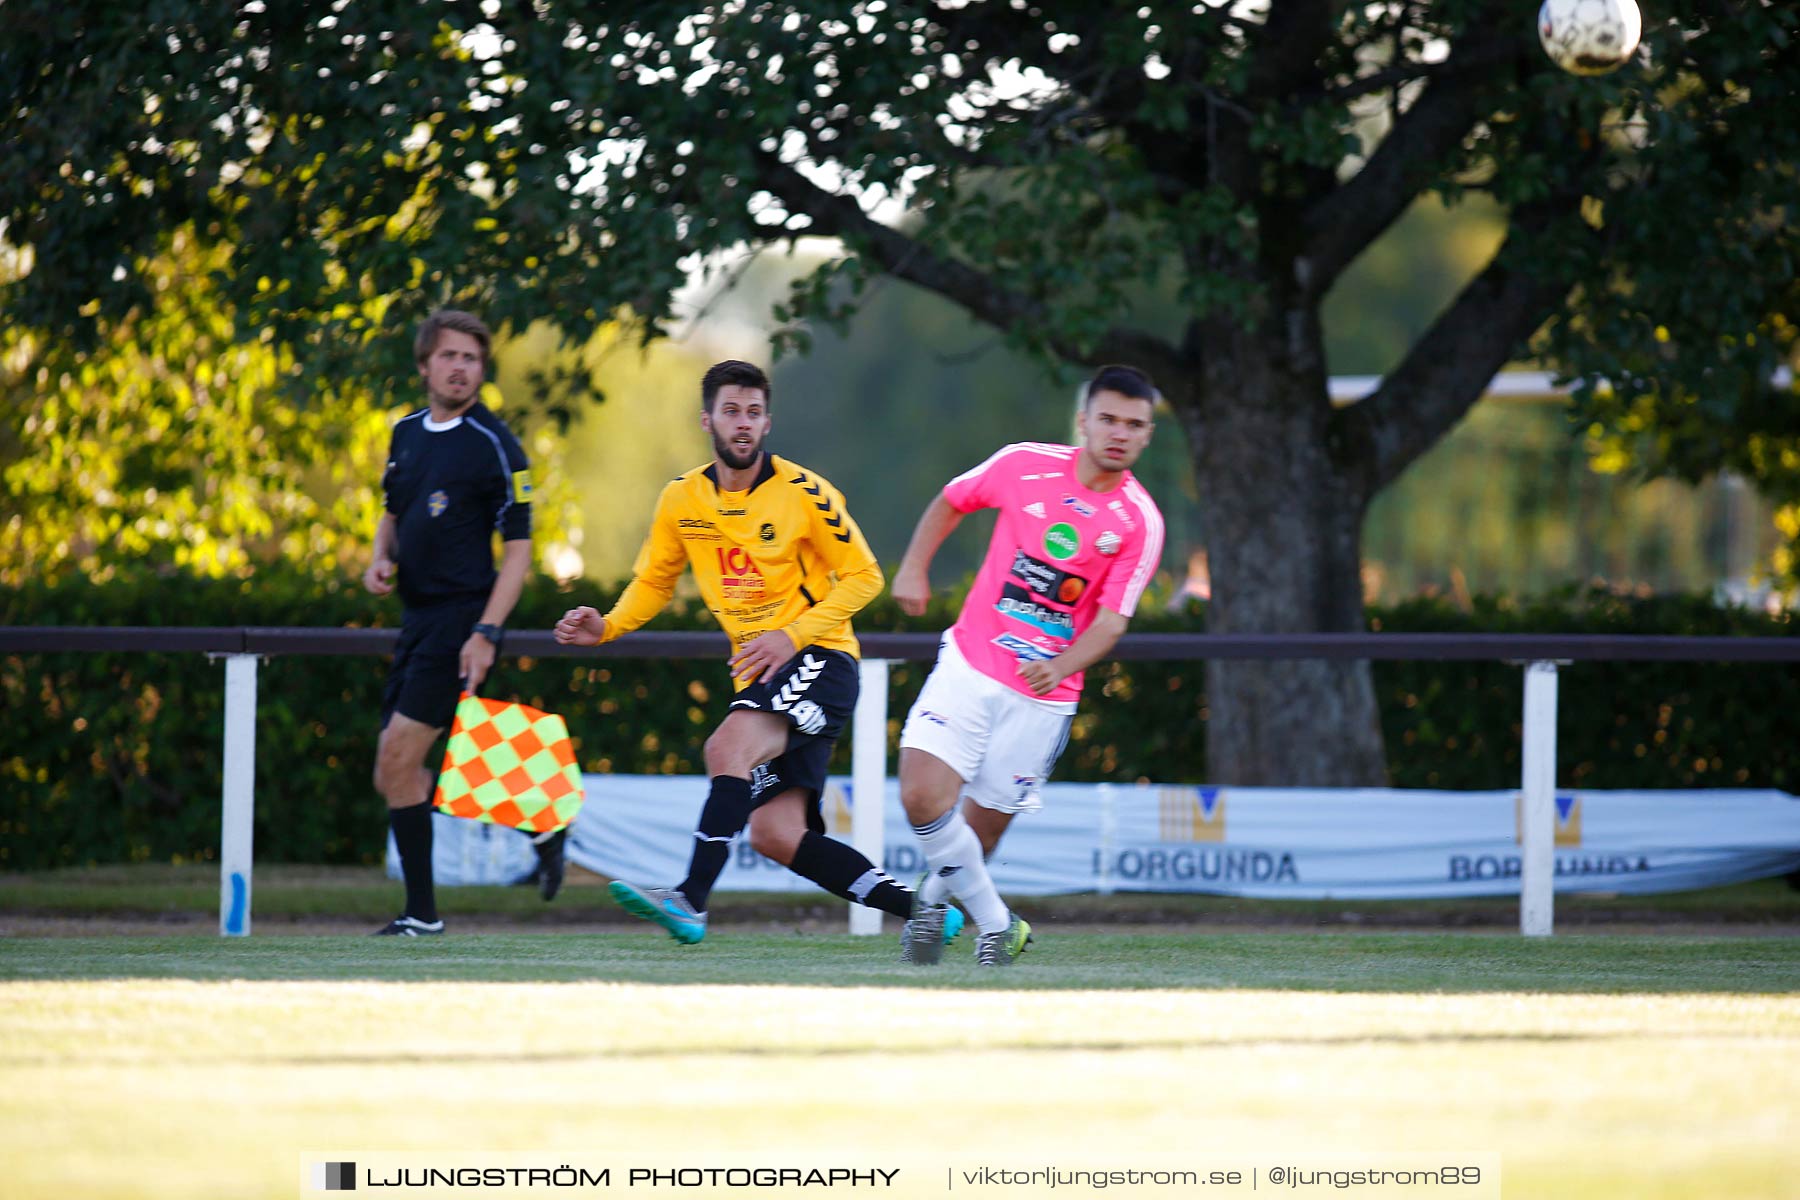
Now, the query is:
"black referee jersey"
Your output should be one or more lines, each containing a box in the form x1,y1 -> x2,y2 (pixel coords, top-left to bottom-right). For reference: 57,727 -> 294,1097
381,401 -> 532,608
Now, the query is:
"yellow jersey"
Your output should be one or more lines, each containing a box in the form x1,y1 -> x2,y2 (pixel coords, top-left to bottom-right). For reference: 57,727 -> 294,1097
599,453 -> 883,683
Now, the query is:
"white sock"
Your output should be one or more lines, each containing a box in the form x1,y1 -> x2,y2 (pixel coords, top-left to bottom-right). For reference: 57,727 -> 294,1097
912,807 -> 1009,934
918,869 -> 953,909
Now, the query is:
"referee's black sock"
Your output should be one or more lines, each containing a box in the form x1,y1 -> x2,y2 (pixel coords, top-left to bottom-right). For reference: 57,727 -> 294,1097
389,801 -> 438,923
790,831 -> 913,919
677,775 -> 753,913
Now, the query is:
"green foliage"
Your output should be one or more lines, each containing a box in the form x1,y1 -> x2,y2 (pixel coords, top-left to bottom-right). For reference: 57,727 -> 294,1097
1321,194 -> 1509,377
6,1 -> 1798,781
1529,2 -> 1800,584
1362,395 -> 1781,600
6,2 -> 1793,434
3,574 -> 1794,869
1371,590 -> 1800,790
0,227 -> 585,586
511,320 -> 715,583
1048,590 -> 1800,793
0,569 -> 707,871
0,229 -> 391,582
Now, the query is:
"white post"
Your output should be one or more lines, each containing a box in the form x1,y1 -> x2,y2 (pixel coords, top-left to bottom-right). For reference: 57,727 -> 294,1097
219,654 -> 258,937
849,657 -> 891,936
1097,784 -> 1116,896
1519,660 -> 1560,938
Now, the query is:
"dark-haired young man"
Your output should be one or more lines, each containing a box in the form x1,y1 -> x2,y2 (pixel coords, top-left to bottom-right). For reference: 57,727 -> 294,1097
364,309 -> 561,937
554,360 -> 961,948
890,365 -> 1166,965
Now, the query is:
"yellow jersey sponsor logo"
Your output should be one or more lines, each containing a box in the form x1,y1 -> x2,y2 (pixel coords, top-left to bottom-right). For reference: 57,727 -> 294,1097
716,546 -> 767,601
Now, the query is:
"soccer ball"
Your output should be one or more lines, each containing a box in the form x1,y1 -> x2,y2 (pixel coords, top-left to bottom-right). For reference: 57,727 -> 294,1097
1538,0 -> 1642,76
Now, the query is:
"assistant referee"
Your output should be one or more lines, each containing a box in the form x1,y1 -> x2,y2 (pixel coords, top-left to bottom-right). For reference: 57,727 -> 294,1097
362,309 -> 543,936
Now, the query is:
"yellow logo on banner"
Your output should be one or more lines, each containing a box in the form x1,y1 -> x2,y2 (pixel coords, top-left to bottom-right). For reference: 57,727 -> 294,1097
1159,786 -> 1225,842
821,782 -> 855,837
1515,792 -> 1582,847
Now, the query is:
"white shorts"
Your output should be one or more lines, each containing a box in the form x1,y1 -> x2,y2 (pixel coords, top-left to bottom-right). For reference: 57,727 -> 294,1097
899,635 -> 1076,815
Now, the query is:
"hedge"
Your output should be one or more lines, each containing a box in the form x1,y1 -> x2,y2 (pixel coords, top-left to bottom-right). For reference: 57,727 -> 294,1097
2,572 -> 1795,869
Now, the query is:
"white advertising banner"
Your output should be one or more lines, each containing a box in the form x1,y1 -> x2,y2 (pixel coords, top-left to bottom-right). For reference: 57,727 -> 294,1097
393,777 -> 1800,899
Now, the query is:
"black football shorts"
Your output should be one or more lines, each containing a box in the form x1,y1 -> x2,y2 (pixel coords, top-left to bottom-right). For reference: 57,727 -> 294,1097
728,645 -> 859,814
380,597 -> 489,730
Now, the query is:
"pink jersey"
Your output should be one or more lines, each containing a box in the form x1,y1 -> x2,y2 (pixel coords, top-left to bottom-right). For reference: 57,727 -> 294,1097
942,441 -> 1165,703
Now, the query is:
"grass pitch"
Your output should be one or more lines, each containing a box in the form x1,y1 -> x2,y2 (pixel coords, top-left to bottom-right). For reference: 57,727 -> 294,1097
2,928 -> 1797,1200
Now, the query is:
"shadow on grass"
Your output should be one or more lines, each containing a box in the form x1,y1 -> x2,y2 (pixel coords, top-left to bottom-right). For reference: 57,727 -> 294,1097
5,866 -> 1799,929
5,1026 -> 1782,1072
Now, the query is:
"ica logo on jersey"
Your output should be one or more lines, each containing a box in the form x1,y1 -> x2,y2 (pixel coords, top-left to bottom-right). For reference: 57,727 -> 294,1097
717,546 -> 767,599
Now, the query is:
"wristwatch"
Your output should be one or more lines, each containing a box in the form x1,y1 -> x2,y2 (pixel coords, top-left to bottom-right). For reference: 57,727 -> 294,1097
470,622 -> 504,643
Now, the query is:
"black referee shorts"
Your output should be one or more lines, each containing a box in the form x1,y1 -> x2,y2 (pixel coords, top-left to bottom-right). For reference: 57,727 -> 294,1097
380,597 -> 489,731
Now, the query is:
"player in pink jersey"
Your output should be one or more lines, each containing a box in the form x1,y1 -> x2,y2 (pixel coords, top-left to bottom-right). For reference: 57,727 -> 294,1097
891,365 -> 1165,965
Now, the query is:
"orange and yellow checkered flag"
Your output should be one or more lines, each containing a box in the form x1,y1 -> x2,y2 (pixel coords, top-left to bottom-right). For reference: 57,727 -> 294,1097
433,694 -> 585,834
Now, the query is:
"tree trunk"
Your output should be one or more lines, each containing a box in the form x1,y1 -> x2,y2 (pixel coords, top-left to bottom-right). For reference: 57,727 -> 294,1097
1178,328 -> 1388,786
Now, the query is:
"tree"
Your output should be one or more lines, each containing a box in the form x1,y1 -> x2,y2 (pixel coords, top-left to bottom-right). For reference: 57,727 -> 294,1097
5,2 -> 1797,781
0,227 -> 585,586
501,319 -> 715,582
0,228 -> 393,583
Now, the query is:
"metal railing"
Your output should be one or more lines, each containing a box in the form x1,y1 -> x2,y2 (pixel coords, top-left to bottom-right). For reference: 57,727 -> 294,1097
7,626 -> 1799,938
11,626 -> 1800,661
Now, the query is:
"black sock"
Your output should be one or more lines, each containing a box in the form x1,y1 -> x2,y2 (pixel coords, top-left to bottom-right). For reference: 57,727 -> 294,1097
790,831 -> 913,919
677,775 -> 753,913
389,801 -> 437,923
